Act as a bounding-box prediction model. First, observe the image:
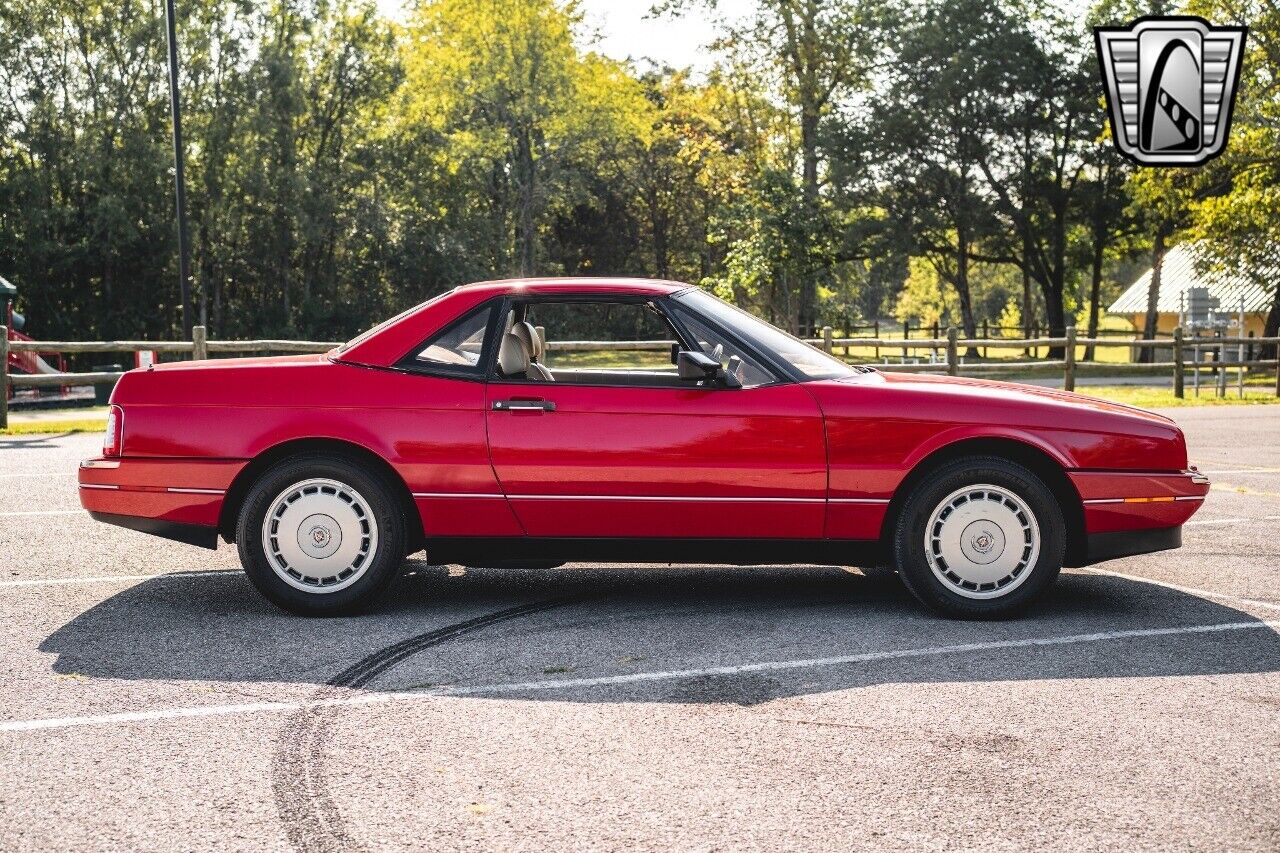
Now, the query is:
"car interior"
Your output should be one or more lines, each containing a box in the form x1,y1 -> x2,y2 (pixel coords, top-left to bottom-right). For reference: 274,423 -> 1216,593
494,300 -> 697,387
413,296 -> 777,388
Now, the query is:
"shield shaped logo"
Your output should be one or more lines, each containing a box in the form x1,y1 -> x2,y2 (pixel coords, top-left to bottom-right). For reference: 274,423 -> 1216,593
1095,16 -> 1247,166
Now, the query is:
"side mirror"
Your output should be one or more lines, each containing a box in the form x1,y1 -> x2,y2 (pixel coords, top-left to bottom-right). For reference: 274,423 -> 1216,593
677,350 -> 719,381
676,350 -> 741,388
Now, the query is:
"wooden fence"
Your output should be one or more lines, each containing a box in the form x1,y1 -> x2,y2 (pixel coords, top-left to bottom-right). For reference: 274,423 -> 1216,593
3,323 -> 1278,429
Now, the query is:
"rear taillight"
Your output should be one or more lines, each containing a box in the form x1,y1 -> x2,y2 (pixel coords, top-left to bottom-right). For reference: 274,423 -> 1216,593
103,405 -> 123,457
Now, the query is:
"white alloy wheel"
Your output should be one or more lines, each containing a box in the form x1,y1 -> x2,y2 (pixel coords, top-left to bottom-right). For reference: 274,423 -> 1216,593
923,483 -> 1040,600
260,477 -> 380,593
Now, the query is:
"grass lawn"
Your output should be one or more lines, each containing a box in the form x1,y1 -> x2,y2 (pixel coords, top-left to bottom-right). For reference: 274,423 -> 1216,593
1059,385 -> 1279,408
1,405 -> 109,436
1,418 -> 108,436
545,350 -> 673,369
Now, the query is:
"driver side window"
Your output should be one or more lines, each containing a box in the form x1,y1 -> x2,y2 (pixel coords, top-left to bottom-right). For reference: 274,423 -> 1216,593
498,300 -> 683,387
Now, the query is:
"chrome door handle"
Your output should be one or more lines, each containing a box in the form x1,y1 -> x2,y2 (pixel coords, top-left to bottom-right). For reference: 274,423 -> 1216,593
492,399 -> 556,412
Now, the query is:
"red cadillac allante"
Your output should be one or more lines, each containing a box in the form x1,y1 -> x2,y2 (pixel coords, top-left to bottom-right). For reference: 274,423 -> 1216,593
79,278 -> 1209,618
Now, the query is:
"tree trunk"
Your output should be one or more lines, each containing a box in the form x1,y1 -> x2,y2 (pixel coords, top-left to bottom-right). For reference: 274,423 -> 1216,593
1262,285 -> 1280,360
1042,288 -> 1066,359
1140,227 -> 1167,363
648,188 -> 669,279
797,106 -> 820,337
954,232 -> 979,359
1085,236 -> 1104,361
1021,227 -> 1033,354
515,128 -> 536,277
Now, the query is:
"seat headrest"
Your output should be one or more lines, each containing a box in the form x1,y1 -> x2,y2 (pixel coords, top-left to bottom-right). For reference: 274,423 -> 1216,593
511,321 -> 543,360
497,332 -> 530,377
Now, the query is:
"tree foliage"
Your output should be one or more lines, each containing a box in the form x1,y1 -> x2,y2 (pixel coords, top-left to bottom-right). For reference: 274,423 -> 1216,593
0,0 -> 1275,344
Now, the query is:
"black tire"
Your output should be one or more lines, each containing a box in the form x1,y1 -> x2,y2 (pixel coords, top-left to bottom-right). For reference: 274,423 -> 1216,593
892,456 -> 1064,619
236,454 -> 407,616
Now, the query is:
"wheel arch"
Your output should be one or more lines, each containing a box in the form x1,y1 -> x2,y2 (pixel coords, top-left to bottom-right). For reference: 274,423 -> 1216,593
881,436 -> 1087,566
218,437 -> 422,552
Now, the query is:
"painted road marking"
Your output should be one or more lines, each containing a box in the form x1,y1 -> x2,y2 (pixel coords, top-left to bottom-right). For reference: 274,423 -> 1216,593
1211,483 -> 1280,498
1184,517 -> 1247,526
3,618 -> 1278,733
428,620 -> 1280,697
1079,567 -> 1280,612
0,570 -> 237,589
0,510 -> 85,518
0,473 -> 77,480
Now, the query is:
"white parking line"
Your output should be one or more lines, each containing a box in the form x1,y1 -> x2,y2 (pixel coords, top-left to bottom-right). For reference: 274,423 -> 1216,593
0,510 -> 85,518
1080,567 -> 1280,612
3,618 -> 1278,733
0,473 -> 76,480
430,619 -> 1280,697
0,570 -> 237,589
0,695 -> 392,733
1184,517 -> 1246,526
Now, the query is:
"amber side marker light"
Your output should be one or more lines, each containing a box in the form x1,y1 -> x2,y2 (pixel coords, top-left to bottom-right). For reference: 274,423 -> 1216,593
103,405 -> 123,457
1124,496 -> 1176,503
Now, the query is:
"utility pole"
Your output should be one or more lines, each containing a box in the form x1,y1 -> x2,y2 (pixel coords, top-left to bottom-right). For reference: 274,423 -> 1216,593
163,0 -> 193,338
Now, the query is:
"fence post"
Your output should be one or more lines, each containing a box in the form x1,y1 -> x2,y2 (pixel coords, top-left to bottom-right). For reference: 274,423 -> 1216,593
0,326 -> 8,430
872,320 -> 879,360
192,325 -> 207,361
1173,326 -> 1184,399
902,321 -> 909,361
982,319 -> 989,359
946,326 -> 958,376
821,326 -> 833,354
1064,326 -> 1076,391
1217,344 -> 1227,398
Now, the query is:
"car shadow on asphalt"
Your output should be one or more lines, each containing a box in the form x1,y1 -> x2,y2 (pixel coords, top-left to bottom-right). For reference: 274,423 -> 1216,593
38,563 -> 1280,704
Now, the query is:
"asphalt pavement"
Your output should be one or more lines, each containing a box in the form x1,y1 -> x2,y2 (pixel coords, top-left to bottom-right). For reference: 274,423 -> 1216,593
1,405 -> 1278,851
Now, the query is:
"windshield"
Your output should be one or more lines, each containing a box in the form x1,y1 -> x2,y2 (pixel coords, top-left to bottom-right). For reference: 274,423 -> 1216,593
673,289 -> 857,381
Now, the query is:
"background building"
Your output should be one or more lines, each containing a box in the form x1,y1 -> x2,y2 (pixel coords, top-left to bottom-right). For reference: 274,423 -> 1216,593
1109,243 -> 1274,337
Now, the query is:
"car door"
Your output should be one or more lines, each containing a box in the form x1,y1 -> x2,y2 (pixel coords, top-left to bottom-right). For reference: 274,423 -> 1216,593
484,296 -> 827,539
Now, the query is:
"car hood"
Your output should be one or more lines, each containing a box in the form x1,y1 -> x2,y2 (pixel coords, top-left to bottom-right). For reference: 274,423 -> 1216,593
808,369 -> 1188,471
838,370 -> 1177,427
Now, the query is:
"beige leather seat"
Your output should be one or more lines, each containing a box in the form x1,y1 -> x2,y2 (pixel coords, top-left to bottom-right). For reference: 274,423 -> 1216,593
511,321 -> 554,381
497,321 -> 554,381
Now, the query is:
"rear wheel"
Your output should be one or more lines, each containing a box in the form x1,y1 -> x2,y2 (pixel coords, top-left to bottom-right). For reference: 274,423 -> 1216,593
237,455 -> 406,615
892,456 -> 1064,619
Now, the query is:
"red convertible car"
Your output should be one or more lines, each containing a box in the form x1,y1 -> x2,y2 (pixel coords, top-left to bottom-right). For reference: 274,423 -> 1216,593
79,278 -> 1209,617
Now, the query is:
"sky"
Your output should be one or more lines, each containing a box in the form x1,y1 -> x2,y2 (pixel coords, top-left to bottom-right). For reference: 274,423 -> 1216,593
375,0 -> 758,73
574,0 -> 756,72
375,0 -> 1094,72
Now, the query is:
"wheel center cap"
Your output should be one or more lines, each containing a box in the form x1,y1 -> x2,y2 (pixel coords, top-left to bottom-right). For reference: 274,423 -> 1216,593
959,520 -> 1005,565
297,513 -> 342,560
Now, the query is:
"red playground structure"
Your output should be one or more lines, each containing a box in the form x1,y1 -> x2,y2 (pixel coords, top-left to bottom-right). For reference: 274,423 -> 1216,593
3,275 -> 69,401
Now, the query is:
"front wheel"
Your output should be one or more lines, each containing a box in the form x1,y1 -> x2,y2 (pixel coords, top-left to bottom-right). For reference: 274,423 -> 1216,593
892,456 -> 1064,619
237,455 -> 407,615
